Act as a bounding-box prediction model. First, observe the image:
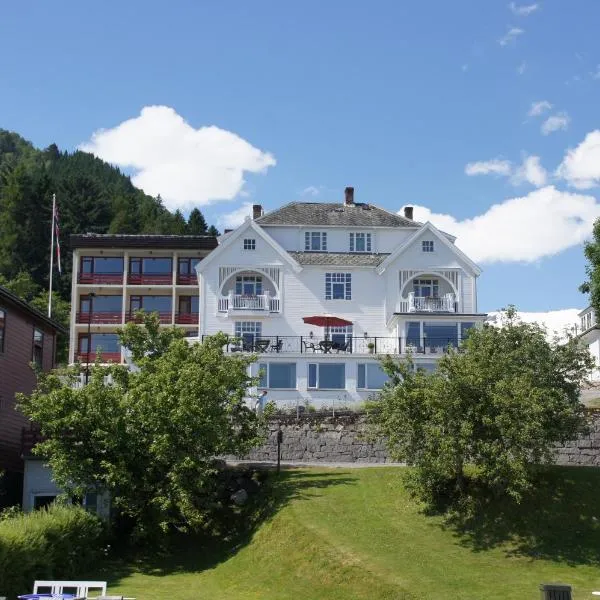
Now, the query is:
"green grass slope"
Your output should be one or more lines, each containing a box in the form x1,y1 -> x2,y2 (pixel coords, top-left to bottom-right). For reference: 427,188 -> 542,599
106,467 -> 600,600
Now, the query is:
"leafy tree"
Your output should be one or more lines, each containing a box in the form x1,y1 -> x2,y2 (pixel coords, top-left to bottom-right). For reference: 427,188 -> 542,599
18,313 -> 266,535
580,219 -> 600,317
187,208 -> 208,234
207,225 -> 220,237
371,308 -> 593,506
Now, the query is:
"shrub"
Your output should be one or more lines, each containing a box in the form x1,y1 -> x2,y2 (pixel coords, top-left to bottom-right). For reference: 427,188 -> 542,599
0,504 -> 105,599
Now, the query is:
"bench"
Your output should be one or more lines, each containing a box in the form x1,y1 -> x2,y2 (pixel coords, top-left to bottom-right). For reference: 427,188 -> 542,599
33,581 -> 107,598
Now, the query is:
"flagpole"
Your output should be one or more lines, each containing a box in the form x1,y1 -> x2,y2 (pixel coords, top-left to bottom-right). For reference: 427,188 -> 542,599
48,193 -> 56,317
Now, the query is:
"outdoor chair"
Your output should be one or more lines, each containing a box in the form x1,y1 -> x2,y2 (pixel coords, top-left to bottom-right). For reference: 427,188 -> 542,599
332,339 -> 352,353
269,339 -> 283,352
254,338 -> 271,352
302,340 -> 319,352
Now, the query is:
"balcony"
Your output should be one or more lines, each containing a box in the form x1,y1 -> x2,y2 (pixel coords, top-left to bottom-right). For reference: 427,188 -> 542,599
399,292 -> 456,313
77,351 -> 122,363
128,273 -> 172,285
76,311 -> 123,324
177,274 -> 197,285
78,273 -> 123,285
175,312 -> 199,325
218,293 -> 281,314
126,311 -> 172,324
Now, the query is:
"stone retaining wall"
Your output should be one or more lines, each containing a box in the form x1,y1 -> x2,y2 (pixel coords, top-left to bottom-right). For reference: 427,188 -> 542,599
243,410 -> 600,466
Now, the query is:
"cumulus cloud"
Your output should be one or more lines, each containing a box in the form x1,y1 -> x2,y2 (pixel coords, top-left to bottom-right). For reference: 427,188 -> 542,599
528,100 -> 552,117
512,155 -> 547,187
401,186 -> 600,263
487,309 -> 581,340
465,159 -> 512,177
556,130 -> 600,189
499,27 -> 524,46
79,105 -> 276,211
541,112 -> 570,135
508,2 -> 539,16
301,186 -> 322,197
517,61 -> 527,75
217,202 -> 254,229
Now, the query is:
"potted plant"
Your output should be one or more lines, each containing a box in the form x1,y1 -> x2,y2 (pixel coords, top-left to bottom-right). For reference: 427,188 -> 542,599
367,342 -> 375,354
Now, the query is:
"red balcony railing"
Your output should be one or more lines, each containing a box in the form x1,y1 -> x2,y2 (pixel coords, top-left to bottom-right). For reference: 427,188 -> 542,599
76,311 -> 123,324
77,351 -> 122,363
128,273 -> 172,285
78,273 -> 123,284
177,274 -> 197,285
126,311 -> 172,324
175,312 -> 199,324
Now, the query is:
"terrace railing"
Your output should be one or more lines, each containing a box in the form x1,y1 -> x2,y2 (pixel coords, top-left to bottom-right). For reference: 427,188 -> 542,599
127,273 -> 172,285
175,312 -> 199,324
218,293 -> 281,313
76,311 -> 123,324
78,273 -> 123,285
406,292 -> 456,313
126,311 -> 172,324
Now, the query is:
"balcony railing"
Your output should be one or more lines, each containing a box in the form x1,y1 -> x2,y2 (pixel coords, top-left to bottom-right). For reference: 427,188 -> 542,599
77,351 -> 122,363
76,311 -> 123,324
199,335 -> 463,355
177,274 -> 197,285
127,273 -> 172,285
78,273 -> 123,285
398,292 -> 456,313
175,312 -> 199,324
218,294 -> 281,313
126,311 -> 172,324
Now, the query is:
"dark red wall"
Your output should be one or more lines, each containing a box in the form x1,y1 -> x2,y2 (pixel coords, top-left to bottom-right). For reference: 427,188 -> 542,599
0,302 -> 57,473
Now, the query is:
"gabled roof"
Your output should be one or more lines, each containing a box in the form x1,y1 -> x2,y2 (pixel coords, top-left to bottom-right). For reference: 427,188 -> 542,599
0,285 -> 66,333
255,201 -> 419,228
289,252 -> 390,267
70,234 -> 218,250
377,221 -> 482,276
196,218 -> 302,273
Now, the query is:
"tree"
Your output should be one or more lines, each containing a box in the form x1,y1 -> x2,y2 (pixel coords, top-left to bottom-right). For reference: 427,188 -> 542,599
207,225 -> 220,237
371,308 -> 593,506
18,313 -> 266,535
580,219 -> 600,317
187,208 -> 208,234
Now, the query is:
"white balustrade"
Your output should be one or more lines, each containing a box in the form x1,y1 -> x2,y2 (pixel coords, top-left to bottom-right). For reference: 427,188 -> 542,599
406,292 -> 455,313
218,293 -> 281,313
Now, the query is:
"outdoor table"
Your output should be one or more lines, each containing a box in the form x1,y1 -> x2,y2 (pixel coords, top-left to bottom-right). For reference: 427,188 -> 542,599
319,340 -> 334,353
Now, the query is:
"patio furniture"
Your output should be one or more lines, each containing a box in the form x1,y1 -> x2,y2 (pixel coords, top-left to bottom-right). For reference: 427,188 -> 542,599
269,339 -> 283,352
302,340 -> 319,352
332,339 -> 352,353
33,581 -> 107,599
254,338 -> 271,352
319,340 -> 334,353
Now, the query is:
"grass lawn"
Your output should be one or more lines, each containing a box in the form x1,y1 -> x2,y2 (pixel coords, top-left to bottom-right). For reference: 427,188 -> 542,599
101,467 -> 600,600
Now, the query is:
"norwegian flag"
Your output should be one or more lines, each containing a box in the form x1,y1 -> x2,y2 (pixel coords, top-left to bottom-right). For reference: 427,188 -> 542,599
53,199 -> 62,275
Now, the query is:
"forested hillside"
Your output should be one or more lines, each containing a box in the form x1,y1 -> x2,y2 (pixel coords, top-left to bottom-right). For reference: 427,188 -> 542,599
0,129 -> 218,302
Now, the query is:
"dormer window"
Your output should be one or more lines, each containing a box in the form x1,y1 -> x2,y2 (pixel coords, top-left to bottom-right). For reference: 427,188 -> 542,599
243,239 -> 256,250
305,231 -> 327,252
349,232 -> 372,253
422,240 -> 434,253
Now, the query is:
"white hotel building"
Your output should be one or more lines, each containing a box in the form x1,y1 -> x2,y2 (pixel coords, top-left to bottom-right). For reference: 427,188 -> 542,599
196,187 -> 486,408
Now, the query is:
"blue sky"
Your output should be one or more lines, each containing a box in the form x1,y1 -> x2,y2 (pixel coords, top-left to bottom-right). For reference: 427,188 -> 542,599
2,1 -> 600,321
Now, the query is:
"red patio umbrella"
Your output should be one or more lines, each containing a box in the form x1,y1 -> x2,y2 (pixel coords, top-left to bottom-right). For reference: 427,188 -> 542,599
303,314 -> 353,339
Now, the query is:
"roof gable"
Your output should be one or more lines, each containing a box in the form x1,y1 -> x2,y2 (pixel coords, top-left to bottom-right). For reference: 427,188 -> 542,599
377,222 -> 482,276
255,201 -> 419,228
196,219 -> 302,273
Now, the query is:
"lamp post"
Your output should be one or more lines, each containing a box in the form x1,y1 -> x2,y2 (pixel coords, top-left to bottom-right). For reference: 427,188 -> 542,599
85,292 -> 96,385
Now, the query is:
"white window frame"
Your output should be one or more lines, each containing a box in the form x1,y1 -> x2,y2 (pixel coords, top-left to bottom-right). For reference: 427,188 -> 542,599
357,362 -> 390,390
325,272 -> 351,300
413,278 -> 439,298
304,231 -> 327,251
243,238 -> 256,250
349,232 -> 372,253
258,362 -> 297,389
422,240 -> 434,253
307,362 -> 346,389
234,321 -> 262,344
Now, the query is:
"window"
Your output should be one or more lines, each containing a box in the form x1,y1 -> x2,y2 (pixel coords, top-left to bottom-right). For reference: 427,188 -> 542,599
80,295 -> 122,313
304,231 -> 327,251
0,308 -> 5,353
422,240 -> 434,253
358,363 -> 390,389
179,295 -> 199,313
33,494 -> 57,510
79,333 -> 121,355
130,296 -> 172,313
83,492 -> 98,513
308,363 -> 345,389
81,256 -> 124,273
414,362 -> 437,373
129,257 -> 172,274
32,328 -> 44,368
460,322 -> 475,340
243,238 -> 256,250
258,363 -> 297,389
349,232 -> 372,252
235,321 -> 262,348
325,273 -> 351,300
413,279 -> 439,298
329,325 -> 353,347
178,257 -> 201,275
235,275 -> 262,296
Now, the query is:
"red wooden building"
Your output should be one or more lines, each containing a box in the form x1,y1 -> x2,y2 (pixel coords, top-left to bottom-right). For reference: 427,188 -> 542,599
0,285 -> 64,506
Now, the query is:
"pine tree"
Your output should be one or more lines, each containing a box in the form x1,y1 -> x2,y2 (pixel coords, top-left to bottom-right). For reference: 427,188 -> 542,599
187,208 -> 208,234
207,225 -> 220,237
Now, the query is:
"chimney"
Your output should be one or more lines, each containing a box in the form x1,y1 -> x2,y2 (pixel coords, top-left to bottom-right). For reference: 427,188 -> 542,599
252,204 -> 263,220
224,228 -> 233,234
344,186 -> 354,206
403,206 -> 414,220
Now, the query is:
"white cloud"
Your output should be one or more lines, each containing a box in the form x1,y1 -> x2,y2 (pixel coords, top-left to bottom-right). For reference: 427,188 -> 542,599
528,100 -> 552,117
79,105 -> 276,211
541,112 -> 570,135
517,61 -> 527,75
508,2 -> 539,16
402,186 -> 600,264
556,130 -> 600,189
487,309 -> 581,340
465,159 -> 512,177
216,202 -> 254,229
499,27 -> 524,46
512,155 -> 547,187
461,64 -> 469,72
591,65 -> 600,80
301,186 -> 322,197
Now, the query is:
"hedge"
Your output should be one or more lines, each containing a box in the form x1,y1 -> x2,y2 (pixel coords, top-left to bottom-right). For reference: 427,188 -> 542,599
0,504 -> 105,600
